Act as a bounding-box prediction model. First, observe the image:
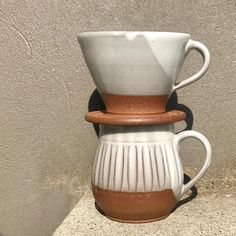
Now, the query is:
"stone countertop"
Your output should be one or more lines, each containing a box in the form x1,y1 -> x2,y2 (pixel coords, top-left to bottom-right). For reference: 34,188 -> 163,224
53,189 -> 236,236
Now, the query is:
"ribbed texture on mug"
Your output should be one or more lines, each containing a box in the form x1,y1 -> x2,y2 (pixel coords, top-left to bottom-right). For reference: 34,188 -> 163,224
92,141 -> 183,197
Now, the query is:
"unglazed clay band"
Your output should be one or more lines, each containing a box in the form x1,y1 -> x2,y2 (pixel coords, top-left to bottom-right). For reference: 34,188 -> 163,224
92,186 -> 176,223
85,110 -> 186,126
101,93 -> 169,114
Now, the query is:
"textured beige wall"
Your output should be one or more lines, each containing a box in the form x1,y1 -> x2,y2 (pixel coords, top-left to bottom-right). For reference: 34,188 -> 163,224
0,0 -> 235,235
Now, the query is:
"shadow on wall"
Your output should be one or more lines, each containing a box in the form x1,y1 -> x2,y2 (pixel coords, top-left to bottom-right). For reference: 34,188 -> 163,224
88,89 -> 105,137
166,91 -> 193,131
88,89 -> 198,209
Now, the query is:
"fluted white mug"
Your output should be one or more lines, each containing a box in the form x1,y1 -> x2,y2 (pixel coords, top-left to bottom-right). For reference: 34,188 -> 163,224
92,124 -> 212,222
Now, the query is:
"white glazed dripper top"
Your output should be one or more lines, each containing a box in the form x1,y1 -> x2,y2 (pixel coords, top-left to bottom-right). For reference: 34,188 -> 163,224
78,31 -> 210,96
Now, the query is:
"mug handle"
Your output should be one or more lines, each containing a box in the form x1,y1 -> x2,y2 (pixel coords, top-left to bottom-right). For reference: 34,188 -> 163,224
173,130 -> 212,198
172,40 -> 210,92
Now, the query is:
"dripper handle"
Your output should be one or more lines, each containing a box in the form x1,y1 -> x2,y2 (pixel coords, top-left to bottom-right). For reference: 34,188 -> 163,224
174,130 -> 212,198
172,40 -> 210,92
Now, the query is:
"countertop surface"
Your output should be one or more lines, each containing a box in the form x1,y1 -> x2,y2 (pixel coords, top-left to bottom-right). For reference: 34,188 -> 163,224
53,189 -> 236,236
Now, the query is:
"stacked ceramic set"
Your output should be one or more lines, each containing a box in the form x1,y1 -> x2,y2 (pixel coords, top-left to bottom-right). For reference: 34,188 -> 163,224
78,32 -> 212,223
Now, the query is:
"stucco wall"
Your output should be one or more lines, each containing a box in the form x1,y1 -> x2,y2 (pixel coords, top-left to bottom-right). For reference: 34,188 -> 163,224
0,0 -> 235,235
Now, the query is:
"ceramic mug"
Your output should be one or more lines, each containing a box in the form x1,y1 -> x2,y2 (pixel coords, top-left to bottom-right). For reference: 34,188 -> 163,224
92,124 -> 212,222
78,31 -> 210,114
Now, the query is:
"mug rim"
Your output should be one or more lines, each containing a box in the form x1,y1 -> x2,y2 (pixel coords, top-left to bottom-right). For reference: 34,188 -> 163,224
78,31 -> 191,38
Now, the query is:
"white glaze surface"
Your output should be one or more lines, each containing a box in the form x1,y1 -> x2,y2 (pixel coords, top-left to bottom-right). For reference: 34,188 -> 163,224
78,31 -> 210,95
92,125 -> 211,200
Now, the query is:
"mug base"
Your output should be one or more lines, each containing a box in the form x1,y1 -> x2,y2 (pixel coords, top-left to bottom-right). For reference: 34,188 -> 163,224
106,213 -> 170,224
92,186 -> 177,223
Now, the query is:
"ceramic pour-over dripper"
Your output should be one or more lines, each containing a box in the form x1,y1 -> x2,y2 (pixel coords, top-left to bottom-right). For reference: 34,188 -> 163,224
85,111 -> 211,223
78,31 -> 210,114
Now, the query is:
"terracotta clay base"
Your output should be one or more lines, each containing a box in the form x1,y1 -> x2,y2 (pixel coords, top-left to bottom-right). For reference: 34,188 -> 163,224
85,110 -> 186,126
101,93 -> 169,114
92,186 -> 177,223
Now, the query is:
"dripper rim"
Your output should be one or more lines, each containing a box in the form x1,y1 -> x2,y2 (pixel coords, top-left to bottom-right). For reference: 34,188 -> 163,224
78,31 -> 191,38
